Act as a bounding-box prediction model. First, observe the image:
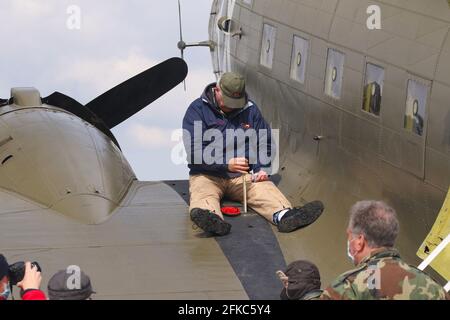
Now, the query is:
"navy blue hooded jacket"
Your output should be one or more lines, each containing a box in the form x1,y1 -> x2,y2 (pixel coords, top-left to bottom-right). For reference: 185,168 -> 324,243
182,83 -> 274,179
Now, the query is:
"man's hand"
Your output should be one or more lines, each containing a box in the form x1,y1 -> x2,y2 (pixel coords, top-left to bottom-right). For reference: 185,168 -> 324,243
17,262 -> 42,291
281,277 -> 289,289
228,158 -> 249,174
276,271 -> 289,289
253,170 -> 269,182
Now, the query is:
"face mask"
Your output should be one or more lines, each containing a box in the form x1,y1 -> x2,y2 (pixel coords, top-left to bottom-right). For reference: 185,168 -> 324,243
1,282 -> 11,300
347,238 -> 356,264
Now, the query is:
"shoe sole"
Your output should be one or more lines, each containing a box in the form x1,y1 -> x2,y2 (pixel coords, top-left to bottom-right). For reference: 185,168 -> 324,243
278,201 -> 324,233
190,209 -> 231,236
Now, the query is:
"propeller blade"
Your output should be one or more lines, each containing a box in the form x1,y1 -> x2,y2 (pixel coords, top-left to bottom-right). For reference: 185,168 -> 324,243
42,92 -> 121,148
178,0 -> 183,44
85,57 -> 188,128
44,91 -> 84,110
177,0 -> 186,61
177,0 -> 187,91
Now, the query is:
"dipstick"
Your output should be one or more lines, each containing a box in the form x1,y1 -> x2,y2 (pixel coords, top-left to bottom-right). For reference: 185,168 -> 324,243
243,173 -> 247,213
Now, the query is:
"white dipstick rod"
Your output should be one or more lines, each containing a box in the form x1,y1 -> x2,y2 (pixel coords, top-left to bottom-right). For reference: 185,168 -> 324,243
243,173 -> 247,213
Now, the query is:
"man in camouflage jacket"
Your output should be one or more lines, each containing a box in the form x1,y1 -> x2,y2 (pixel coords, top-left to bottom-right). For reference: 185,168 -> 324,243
320,201 -> 449,300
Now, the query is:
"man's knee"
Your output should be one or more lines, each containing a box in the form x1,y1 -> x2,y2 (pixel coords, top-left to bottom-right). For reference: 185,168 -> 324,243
248,182 -> 290,204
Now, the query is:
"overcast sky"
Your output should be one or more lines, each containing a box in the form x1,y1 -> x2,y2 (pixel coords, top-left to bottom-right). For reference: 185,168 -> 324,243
0,0 -> 216,181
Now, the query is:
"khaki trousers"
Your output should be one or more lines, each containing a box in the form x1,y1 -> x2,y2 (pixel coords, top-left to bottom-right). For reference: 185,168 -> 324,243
189,174 -> 292,223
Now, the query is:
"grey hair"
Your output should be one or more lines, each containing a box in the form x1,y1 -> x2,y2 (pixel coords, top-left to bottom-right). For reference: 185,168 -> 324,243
348,201 -> 399,248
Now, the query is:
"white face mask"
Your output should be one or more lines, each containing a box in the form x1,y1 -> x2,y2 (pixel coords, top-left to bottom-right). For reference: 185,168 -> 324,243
1,282 -> 11,300
347,238 -> 356,265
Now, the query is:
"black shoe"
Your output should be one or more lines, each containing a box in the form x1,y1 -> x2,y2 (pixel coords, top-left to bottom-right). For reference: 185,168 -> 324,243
277,201 -> 324,233
190,208 -> 231,236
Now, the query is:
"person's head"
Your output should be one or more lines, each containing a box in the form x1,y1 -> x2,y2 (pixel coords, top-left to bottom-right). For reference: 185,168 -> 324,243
347,201 -> 399,265
413,100 -> 419,116
214,72 -> 248,113
280,260 -> 321,300
48,269 -> 94,300
0,255 -> 10,300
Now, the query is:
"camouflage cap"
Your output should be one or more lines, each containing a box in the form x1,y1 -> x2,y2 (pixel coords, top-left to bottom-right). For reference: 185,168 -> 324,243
218,72 -> 248,109
280,260 -> 321,300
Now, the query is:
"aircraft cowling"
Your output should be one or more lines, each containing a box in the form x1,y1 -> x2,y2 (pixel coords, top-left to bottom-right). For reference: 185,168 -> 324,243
0,102 -> 136,224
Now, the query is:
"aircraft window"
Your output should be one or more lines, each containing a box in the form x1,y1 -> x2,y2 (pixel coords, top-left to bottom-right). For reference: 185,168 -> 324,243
290,36 -> 309,84
404,79 -> 428,136
260,24 -> 276,69
324,49 -> 345,99
362,63 -> 384,116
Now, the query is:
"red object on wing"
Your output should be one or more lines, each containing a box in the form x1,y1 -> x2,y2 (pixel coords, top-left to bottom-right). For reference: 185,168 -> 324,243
221,206 -> 241,216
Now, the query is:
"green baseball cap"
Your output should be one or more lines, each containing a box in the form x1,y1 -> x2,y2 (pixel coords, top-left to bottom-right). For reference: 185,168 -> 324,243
218,72 -> 248,109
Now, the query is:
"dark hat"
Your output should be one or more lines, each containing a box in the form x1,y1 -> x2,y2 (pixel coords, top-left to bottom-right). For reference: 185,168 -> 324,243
48,269 -> 95,300
218,72 -> 248,109
280,260 -> 321,300
0,255 -> 8,280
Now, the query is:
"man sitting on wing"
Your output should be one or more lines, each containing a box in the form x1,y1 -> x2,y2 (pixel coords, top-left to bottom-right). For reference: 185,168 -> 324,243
182,72 -> 324,236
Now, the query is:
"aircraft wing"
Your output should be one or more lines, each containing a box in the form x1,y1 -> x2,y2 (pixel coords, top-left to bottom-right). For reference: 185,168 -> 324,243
0,181 -> 250,299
